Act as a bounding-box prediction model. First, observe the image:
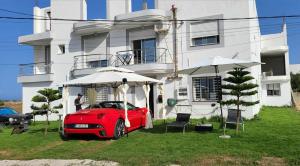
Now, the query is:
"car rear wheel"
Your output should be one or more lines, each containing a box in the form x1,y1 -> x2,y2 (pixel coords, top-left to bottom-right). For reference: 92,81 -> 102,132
114,119 -> 125,140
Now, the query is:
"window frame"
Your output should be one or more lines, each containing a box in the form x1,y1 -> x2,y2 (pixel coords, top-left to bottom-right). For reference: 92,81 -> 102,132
57,44 -> 65,55
190,20 -> 220,47
192,76 -> 219,102
266,83 -> 281,96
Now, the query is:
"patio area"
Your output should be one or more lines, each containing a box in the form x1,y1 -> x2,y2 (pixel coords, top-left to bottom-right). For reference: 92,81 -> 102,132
0,107 -> 300,166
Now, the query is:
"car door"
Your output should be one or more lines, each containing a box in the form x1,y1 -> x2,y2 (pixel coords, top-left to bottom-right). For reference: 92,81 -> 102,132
127,104 -> 144,129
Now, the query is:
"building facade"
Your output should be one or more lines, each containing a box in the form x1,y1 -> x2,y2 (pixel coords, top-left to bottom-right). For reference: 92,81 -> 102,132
17,0 -> 291,121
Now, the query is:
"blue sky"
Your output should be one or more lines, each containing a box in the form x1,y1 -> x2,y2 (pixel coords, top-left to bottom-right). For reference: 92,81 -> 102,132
0,0 -> 299,100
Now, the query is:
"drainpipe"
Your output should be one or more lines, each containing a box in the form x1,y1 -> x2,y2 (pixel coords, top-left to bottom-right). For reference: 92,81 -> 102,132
171,5 -> 178,78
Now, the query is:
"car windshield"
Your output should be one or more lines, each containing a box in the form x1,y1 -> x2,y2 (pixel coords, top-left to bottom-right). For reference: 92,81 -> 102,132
0,107 -> 18,115
84,101 -> 137,110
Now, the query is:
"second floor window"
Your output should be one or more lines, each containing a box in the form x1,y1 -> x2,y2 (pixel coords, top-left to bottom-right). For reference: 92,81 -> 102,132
131,0 -> 155,11
190,20 -> 220,47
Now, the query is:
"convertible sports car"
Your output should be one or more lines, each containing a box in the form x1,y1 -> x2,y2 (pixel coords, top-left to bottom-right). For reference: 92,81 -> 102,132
63,101 -> 148,139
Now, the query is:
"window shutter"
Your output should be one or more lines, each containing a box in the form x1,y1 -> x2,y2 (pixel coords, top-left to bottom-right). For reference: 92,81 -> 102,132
83,34 -> 107,57
190,21 -> 219,38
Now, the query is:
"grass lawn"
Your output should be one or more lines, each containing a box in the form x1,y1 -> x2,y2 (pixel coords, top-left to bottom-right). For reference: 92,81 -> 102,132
1,107 -> 300,166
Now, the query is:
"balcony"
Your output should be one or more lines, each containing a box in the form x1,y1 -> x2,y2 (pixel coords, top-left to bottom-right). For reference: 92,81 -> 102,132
261,33 -> 288,56
73,20 -> 113,35
112,48 -> 174,74
261,72 -> 289,83
115,9 -> 171,29
72,54 -> 113,76
71,48 -> 174,76
17,62 -> 53,83
18,31 -> 52,46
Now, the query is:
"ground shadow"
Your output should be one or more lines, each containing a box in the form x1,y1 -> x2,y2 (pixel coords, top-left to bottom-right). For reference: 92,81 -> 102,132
140,121 -> 221,134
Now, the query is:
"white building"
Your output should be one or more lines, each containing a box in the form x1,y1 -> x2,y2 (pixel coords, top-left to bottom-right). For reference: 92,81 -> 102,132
17,0 -> 291,121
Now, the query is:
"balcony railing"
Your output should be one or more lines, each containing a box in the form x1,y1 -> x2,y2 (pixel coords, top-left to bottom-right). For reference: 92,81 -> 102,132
113,48 -> 172,67
19,62 -> 52,76
73,48 -> 172,70
73,54 -> 113,70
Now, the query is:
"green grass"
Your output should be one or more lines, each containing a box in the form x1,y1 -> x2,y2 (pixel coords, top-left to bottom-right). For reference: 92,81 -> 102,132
1,107 -> 300,166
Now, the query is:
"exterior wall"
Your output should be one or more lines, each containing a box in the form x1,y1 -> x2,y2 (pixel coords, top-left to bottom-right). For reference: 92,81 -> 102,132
261,81 -> 291,106
22,82 -> 64,121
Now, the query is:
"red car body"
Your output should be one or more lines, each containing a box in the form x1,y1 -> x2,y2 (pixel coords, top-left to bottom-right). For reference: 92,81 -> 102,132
63,101 -> 148,139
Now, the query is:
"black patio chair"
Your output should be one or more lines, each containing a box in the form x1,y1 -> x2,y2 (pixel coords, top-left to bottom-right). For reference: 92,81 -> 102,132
225,109 -> 244,131
166,113 -> 191,134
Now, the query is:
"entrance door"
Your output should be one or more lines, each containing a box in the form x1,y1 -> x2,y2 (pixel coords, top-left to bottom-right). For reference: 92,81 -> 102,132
149,84 -> 154,118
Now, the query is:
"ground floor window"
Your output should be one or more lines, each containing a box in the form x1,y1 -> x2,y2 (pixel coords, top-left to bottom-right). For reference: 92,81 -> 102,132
267,83 -> 281,96
83,86 -> 110,103
192,76 -> 220,102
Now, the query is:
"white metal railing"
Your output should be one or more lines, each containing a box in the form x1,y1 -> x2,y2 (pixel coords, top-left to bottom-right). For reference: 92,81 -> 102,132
19,62 -> 52,76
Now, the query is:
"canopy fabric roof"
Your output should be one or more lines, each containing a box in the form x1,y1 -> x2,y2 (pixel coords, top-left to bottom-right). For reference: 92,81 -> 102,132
179,56 -> 261,75
63,67 -> 162,86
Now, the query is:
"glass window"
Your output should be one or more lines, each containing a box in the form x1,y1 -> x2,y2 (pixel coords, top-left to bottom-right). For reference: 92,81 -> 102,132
190,20 -> 220,47
193,36 -> 219,46
58,45 -> 65,54
132,0 -> 155,12
133,38 -> 156,64
267,83 -> 281,96
192,77 -> 220,101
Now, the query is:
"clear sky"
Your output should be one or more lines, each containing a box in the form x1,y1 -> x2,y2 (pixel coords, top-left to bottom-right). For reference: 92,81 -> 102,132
0,0 -> 299,100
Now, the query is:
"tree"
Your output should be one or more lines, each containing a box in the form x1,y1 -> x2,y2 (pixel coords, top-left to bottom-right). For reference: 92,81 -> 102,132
291,73 -> 300,92
0,100 -> 4,106
221,68 -> 259,134
31,88 -> 62,135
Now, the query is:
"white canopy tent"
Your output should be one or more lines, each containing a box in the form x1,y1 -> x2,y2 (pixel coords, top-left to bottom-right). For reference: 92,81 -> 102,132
62,67 -> 163,129
179,56 -> 261,75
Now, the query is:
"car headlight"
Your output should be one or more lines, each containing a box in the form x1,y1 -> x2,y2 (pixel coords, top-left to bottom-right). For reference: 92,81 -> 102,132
9,118 -> 14,123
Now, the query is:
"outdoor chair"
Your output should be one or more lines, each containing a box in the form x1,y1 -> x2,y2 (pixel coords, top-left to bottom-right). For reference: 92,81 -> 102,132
166,113 -> 191,134
225,109 -> 244,131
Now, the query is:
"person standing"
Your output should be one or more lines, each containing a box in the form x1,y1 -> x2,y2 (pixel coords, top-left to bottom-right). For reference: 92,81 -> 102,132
74,93 -> 83,111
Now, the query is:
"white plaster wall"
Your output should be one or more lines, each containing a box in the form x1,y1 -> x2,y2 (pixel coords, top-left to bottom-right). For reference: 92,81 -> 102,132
22,82 -> 64,121
261,81 -> 292,106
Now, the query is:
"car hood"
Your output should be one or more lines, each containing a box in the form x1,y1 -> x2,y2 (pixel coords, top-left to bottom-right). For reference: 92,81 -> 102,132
70,108 -> 119,115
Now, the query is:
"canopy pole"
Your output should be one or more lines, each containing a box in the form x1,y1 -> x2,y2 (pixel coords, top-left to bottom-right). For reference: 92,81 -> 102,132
120,79 -> 130,128
143,82 -> 153,129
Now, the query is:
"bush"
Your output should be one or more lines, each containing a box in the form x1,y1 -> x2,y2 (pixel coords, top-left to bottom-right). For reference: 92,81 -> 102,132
291,73 -> 300,92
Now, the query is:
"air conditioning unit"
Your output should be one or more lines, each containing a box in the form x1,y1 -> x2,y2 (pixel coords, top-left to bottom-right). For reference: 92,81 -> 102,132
176,87 -> 188,100
154,23 -> 170,33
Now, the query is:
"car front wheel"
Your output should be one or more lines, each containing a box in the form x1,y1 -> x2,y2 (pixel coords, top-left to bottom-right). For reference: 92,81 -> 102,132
114,119 -> 125,140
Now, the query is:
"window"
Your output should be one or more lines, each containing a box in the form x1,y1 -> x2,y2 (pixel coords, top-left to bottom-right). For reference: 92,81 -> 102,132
267,83 -> 281,96
88,60 -> 108,68
58,45 -> 65,54
132,38 -> 156,64
83,86 -> 110,103
190,20 -> 220,47
131,0 -> 155,12
87,0 -> 107,19
192,77 -> 220,101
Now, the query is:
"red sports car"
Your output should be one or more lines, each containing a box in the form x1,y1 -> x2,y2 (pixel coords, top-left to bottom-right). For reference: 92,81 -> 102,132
63,101 -> 148,139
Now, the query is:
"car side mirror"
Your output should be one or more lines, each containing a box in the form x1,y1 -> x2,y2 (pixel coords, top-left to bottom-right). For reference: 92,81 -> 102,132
211,103 -> 216,107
